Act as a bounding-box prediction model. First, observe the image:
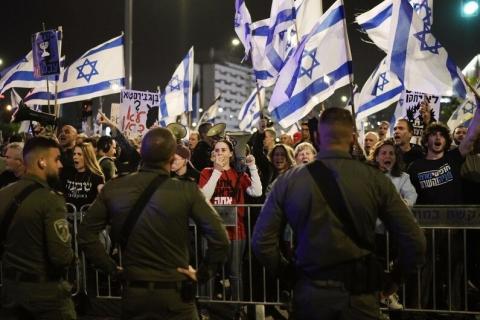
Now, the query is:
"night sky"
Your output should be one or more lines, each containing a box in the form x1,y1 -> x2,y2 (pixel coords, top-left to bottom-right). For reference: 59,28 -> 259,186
2,0 -> 479,98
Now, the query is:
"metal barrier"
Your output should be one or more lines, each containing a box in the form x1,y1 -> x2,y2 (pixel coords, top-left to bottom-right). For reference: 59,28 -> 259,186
2,204 -> 480,316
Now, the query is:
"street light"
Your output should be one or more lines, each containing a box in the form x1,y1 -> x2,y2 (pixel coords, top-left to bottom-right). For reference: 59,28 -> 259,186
462,0 -> 479,16
6,104 -> 12,111
231,38 -> 241,46
340,95 -> 348,103
0,58 -> 3,66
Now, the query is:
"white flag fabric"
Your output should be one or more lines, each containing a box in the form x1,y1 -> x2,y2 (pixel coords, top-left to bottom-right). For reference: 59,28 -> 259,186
159,47 -> 194,119
234,0 -> 252,59
269,0 -> 352,128
295,0 -> 324,39
24,35 -> 125,105
0,52 -> 56,95
10,89 -> 30,133
238,87 -> 265,131
386,0 -> 466,98
357,57 -> 403,119
448,85 -> 480,130
198,94 -> 221,124
251,19 -> 277,87
356,0 -> 433,53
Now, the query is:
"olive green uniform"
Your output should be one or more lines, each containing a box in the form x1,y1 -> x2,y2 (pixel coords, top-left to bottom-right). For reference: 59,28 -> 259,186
0,174 -> 76,319
253,150 -> 427,319
78,166 -> 229,320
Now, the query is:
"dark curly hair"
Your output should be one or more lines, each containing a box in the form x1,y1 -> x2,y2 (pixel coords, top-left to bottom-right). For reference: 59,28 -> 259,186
421,122 -> 452,151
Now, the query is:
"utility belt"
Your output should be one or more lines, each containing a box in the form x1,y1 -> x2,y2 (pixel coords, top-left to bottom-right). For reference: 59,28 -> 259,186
302,254 -> 383,295
126,279 -> 196,302
3,268 -> 63,283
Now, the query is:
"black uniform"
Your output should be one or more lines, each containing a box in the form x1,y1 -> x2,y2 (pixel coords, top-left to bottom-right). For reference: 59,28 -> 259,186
0,174 -> 76,319
78,166 -> 229,319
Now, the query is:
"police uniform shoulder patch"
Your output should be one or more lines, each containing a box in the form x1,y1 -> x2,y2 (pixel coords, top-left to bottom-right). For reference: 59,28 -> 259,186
54,219 -> 71,243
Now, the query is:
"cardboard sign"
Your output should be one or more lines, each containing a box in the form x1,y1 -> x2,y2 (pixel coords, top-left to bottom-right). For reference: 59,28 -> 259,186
119,89 -> 160,138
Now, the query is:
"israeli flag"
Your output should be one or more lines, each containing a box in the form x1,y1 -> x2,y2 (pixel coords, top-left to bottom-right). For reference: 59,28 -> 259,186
0,52 -> 57,95
447,85 -> 480,130
269,0 -> 353,128
357,57 -> 403,119
238,87 -> 265,131
386,0 -> 466,98
24,35 -> 125,105
251,19 -> 277,87
234,0 -> 252,59
159,47 -> 194,119
356,0 -> 433,53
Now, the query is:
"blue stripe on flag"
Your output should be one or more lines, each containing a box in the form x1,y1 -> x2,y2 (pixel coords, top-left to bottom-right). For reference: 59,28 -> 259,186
446,57 -> 467,99
390,0 -> 412,84
266,47 -> 285,72
253,25 -> 269,36
240,92 -> 258,120
356,85 -> 403,114
310,5 -> 345,37
2,71 -> 39,87
359,4 -> 392,30
182,53 -> 190,112
272,61 -> 352,121
81,36 -> 124,60
26,78 -> 124,101
254,70 -> 273,80
160,94 -> 168,118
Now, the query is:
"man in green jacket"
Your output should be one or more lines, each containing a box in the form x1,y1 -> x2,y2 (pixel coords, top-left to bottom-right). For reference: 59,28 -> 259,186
78,127 -> 229,320
0,136 -> 76,319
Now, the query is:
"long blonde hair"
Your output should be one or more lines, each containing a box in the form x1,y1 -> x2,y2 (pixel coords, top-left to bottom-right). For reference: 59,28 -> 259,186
75,143 -> 105,179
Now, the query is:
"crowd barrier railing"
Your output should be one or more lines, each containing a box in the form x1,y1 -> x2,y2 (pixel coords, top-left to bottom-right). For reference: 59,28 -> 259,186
2,204 -> 480,316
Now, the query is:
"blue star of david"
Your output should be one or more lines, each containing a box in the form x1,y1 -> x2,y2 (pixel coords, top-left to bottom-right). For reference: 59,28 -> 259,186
375,72 -> 389,93
299,48 -> 320,79
76,58 -> 99,83
414,24 -> 442,54
412,0 -> 432,25
167,75 -> 182,92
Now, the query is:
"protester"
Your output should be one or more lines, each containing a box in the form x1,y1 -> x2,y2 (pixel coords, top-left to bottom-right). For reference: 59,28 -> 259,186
171,143 -> 200,183
393,118 -> 424,167
78,128 -> 229,319
96,136 -> 118,181
58,125 -> 78,171
191,122 -> 214,171
253,107 -> 426,319
364,131 -> 379,157
294,142 -> 317,165
199,139 -> 261,315
188,131 -> 200,152
377,121 -> 390,141
62,142 -> 105,211
0,142 -> 25,188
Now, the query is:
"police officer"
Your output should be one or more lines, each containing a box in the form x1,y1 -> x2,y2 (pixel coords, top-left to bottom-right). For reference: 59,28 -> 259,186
252,108 -> 426,319
0,136 -> 76,319
78,127 -> 229,320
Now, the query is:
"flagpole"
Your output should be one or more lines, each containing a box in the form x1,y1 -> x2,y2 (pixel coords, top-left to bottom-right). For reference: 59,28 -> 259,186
54,26 -> 62,118
41,22 -> 52,113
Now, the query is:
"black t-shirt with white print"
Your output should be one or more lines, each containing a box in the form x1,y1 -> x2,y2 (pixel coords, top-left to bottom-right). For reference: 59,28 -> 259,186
407,148 -> 465,205
62,168 -> 104,211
